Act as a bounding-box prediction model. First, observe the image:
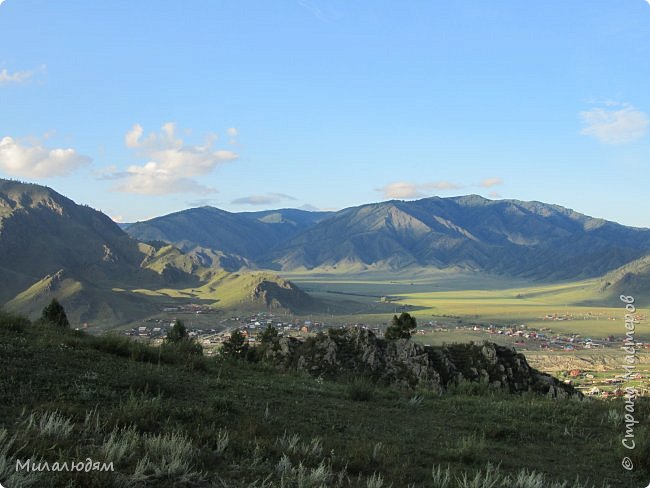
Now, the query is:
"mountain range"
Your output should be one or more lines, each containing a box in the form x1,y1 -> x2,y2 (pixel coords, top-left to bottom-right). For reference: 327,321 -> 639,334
2,178 -> 650,325
126,195 -> 650,280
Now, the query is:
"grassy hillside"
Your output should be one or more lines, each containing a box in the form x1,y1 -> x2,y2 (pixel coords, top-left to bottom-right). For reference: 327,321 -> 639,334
598,253 -> 650,307
1,313 -> 648,487
130,270 -> 319,313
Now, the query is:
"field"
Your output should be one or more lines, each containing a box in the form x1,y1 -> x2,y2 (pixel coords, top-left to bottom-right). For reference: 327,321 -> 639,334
282,270 -> 650,340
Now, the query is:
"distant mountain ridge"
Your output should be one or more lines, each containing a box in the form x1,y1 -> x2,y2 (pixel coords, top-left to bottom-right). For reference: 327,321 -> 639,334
125,206 -> 333,266
125,195 -> 650,280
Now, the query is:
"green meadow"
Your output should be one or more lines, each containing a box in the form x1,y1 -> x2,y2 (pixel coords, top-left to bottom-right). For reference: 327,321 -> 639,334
281,270 -> 649,339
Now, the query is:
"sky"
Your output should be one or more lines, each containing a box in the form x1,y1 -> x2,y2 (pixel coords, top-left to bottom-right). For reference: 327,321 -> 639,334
1,1 -> 650,227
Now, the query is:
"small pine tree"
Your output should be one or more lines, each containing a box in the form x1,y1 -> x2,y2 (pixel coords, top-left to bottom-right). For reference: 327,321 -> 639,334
259,324 -> 279,345
40,299 -> 70,328
384,312 -> 417,340
221,329 -> 249,359
166,319 -> 188,343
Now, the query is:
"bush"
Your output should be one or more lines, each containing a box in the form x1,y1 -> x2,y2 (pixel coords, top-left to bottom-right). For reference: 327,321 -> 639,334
347,377 -> 376,402
0,310 -> 31,331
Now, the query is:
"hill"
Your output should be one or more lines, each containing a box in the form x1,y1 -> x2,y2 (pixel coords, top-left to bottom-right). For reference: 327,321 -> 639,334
598,252 -> 650,307
1,316 -> 646,487
133,270 -> 319,313
0,180 -> 318,325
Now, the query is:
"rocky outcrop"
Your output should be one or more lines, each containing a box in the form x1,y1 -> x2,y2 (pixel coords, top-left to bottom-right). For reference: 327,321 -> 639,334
250,275 -> 316,311
262,327 -> 579,398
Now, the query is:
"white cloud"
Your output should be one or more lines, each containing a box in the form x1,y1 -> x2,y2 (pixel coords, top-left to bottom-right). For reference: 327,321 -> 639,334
226,128 -> 239,138
231,193 -> 297,205
124,124 -> 144,148
0,68 -> 33,84
112,123 -> 238,195
0,136 -> 91,177
480,177 -> 503,188
580,104 -> 649,144
299,203 -> 321,211
378,181 -> 462,199
0,65 -> 46,85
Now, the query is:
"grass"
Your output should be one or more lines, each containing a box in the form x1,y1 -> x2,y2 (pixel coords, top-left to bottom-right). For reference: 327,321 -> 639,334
280,271 -> 650,339
1,314 -> 649,486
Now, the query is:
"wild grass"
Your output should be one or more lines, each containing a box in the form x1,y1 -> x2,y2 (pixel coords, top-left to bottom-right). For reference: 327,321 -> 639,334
21,409 -> 74,439
430,464 -> 612,488
0,428 -> 43,488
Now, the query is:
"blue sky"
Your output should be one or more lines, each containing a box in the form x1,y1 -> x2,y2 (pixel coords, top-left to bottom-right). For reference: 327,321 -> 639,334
1,1 -> 650,226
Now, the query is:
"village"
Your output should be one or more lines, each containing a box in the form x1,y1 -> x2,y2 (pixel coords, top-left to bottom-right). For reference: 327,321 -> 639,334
119,305 -> 650,399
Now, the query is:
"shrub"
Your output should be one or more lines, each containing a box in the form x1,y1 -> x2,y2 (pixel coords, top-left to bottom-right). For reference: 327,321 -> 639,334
39,299 -> 69,328
347,378 -> 375,402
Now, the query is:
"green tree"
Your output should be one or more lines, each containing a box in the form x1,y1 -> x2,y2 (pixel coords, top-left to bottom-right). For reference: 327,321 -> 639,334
40,299 -> 69,328
221,329 -> 249,359
259,324 -> 279,346
384,312 -> 417,340
166,319 -> 188,343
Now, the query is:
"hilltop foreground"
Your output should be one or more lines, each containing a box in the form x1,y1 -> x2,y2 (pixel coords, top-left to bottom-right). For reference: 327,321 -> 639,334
1,314 -> 648,487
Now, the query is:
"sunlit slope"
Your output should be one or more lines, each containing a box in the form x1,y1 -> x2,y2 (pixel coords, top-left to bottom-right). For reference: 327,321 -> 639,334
130,270 -> 318,312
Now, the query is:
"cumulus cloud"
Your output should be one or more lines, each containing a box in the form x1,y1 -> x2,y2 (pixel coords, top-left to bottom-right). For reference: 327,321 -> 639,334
378,181 -> 462,199
111,123 -> 238,195
226,128 -> 239,138
231,193 -> 297,205
0,136 -> 91,177
580,104 -> 649,144
480,177 -> 503,188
